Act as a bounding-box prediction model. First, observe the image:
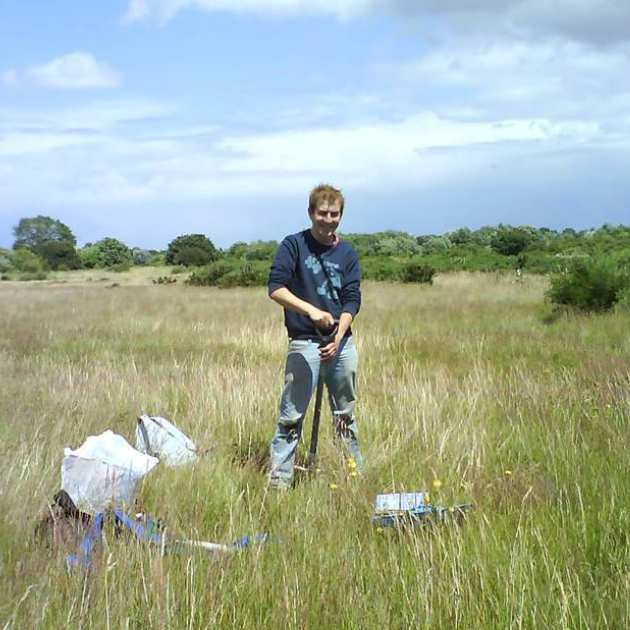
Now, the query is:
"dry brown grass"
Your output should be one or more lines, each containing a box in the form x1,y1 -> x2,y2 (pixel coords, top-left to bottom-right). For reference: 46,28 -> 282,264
1,272 -> 629,628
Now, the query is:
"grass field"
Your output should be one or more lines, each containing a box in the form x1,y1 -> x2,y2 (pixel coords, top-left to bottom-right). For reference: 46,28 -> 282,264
1,271 -> 629,629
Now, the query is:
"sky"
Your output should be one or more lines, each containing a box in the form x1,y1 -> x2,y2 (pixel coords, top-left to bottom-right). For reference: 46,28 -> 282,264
1,0 -> 629,249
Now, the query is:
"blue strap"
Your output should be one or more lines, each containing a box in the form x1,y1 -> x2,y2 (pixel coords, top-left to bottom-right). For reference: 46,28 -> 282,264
113,509 -> 163,545
66,512 -> 104,571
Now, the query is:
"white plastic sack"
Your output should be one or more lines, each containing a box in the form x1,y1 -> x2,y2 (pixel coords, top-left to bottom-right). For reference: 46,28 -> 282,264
136,414 -> 198,467
61,430 -> 159,513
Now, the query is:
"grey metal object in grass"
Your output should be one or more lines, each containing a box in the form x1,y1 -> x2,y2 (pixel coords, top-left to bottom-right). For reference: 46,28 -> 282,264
306,323 -> 338,471
371,492 -> 474,528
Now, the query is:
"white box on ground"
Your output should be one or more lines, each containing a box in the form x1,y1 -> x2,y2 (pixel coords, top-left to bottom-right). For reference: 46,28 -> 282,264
374,492 -> 429,513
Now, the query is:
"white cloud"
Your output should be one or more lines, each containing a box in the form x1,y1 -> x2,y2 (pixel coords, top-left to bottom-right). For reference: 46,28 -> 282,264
7,53 -> 122,89
379,39 -> 630,130
123,0 -> 371,23
122,0 -> 630,44
0,97 -> 620,210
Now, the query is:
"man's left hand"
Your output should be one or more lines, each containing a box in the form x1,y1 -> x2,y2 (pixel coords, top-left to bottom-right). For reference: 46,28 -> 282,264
319,335 -> 341,361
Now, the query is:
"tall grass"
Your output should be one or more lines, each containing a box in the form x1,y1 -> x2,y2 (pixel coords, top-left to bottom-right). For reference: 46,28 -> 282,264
1,273 -> 629,628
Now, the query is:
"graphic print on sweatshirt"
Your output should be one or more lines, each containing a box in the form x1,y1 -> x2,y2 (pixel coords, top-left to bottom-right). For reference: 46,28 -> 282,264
305,254 -> 341,301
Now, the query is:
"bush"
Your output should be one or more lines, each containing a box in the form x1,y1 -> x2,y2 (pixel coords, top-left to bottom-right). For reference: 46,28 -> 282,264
400,261 -> 436,284
132,248 -> 152,266
13,247 -> 46,273
38,240 -> 81,270
361,257 -> 403,281
109,262 -> 131,273
147,253 -> 166,266
170,265 -> 187,275
175,246 -> 214,267
491,227 -> 531,256
217,263 -> 267,288
153,276 -> 177,285
80,238 -> 132,268
187,260 -> 268,288
0,248 -> 13,273
78,245 -> 99,269
187,260 -> 234,286
166,234 -> 219,266
548,258 -> 630,312
615,286 -> 630,311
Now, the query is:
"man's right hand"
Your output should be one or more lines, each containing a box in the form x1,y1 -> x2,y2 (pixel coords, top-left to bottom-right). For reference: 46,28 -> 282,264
308,308 -> 335,331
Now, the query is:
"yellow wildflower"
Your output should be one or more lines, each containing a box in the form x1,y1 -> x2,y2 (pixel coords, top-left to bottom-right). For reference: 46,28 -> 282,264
432,479 -> 442,490
329,483 -> 338,490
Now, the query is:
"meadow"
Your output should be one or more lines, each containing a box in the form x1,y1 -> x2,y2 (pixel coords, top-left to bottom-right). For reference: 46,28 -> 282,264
1,270 -> 629,629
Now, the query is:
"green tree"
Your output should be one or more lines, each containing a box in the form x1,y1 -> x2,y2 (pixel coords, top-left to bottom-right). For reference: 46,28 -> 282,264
166,234 -> 220,266
448,227 -> 472,245
38,240 -> 81,270
176,246 -> 215,267
374,232 -> 421,257
490,226 -> 531,256
132,248 -> 152,266
87,238 -> 132,268
13,215 -> 76,252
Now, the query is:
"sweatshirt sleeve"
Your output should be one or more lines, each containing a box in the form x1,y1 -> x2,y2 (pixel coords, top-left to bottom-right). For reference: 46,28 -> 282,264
340,247 -> 361,317
268,236 -> 298,295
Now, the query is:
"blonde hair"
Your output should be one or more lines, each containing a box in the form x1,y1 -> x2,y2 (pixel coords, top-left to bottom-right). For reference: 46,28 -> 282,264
308,184 -> 345,214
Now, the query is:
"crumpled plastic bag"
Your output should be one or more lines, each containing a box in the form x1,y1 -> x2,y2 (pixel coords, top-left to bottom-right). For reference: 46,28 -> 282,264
135,414 -> 198,467
61,430 -> 159,514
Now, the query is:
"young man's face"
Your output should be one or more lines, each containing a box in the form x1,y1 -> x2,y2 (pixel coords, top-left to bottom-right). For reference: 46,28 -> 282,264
309,200 -> 342,244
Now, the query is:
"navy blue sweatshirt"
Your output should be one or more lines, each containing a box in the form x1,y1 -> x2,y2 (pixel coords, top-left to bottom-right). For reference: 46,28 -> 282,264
268,229 -> 361,340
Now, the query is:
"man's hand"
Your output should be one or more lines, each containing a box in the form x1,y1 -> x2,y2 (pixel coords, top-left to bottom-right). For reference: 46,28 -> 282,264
308,307 -> 335,331
319,332 -> 343,362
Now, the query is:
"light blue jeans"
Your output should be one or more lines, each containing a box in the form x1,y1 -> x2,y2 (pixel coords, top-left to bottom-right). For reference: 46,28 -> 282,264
269,336 -> 364,487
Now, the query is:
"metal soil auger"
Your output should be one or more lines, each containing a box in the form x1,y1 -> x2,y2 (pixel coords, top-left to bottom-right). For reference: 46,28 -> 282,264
306,322 -> 338,472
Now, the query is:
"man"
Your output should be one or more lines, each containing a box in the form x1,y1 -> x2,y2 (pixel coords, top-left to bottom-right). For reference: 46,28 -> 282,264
267,183 -> 364,490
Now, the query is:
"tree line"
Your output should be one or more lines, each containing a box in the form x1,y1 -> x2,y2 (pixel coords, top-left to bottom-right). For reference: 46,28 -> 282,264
1,214 -> 629,287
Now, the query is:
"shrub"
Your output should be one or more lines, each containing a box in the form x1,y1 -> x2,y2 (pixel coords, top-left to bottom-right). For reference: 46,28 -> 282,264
175,246 -> 214,267
490,227 -> 531,256
217,263 -> 267,288
361,257 -> 403,281
548,258 -> 630,312
77,245 -> 100,269
38,240 -> 81,270
80,238 -> 132,268
187,260 -> 234,286
110,262 -> 131,273
166,234 -> 219,266
0,248 -> 13,273
400,261 -> 436,284
615,286 -> 630,311
187,260 -> 268,288
132,248 -> 152,266
153,276 -> 177,285
170,265 -> 187,275
13,247 -> 46,273
147,253 -> 166,266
